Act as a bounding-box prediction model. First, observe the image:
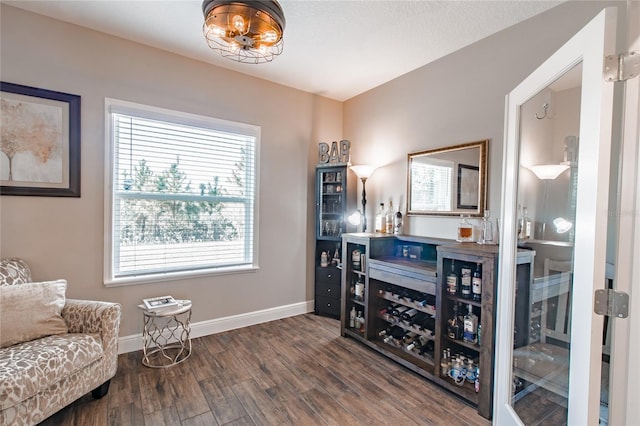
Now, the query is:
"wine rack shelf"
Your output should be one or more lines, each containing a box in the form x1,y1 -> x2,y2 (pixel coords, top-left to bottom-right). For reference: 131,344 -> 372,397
340,233 -> 536,421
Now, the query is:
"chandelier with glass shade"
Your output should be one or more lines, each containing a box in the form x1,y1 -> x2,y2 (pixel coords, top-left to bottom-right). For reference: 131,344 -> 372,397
202,0 -> 286,64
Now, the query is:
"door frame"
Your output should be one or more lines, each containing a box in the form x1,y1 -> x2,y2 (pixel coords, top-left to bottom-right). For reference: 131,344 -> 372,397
494,7 -> 617,425
610,1 -> 640,424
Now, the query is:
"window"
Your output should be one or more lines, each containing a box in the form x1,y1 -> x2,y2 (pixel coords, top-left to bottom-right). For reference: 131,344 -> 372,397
104,99 -> 259,285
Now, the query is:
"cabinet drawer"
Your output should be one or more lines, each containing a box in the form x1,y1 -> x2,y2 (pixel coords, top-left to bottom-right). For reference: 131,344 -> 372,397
315,295 -> 340,317
369,267 -> 436,295
315,266 -> 341,285
316,280 -> 340,298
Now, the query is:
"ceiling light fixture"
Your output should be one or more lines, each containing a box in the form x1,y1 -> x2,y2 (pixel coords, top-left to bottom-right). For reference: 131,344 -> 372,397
202,0 -> 286,64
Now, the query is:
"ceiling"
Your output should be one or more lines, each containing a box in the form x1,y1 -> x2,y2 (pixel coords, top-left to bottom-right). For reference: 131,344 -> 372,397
5,0 -> 563,102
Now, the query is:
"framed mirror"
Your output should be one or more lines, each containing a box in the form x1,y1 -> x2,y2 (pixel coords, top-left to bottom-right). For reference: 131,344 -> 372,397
407,139 -> 488,216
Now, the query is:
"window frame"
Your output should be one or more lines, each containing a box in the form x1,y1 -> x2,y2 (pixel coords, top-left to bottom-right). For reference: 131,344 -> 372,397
103,98 -> 260,287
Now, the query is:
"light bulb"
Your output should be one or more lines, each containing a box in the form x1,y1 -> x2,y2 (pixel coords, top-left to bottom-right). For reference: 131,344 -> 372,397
232,15 -> 245,32
553,217 -> 573,234
210,25 -> 226,37
262,30 -> 278,43
348,211 -> 362,226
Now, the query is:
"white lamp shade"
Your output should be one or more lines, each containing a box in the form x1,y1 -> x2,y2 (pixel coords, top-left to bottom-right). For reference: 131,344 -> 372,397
527,164 -> 569,180
350,165 -> 377,179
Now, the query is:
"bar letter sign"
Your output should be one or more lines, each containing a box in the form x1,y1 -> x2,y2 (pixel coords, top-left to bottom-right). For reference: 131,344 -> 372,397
318,140 -> 350,166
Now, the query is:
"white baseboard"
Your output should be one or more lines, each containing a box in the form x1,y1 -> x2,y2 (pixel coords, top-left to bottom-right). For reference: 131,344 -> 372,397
118,300 -> 314,354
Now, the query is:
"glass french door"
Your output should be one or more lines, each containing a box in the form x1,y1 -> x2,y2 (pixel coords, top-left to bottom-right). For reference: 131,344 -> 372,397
494,8 -> 617,425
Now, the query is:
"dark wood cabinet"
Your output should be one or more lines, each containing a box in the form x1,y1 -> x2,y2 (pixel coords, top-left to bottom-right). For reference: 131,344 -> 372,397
314,166 -> 355,318
340,233 -> 535,420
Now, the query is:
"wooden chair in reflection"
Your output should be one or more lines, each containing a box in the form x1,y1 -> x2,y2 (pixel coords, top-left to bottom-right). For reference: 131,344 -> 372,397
513,258 -> 572,399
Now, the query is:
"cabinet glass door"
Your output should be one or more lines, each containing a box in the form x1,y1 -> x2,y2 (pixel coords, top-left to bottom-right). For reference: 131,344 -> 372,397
494,8 -> 616,425
317,167 -> 345,239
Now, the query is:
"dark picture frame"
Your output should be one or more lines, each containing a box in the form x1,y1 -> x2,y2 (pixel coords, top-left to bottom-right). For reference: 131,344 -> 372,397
457,164 -> 479,209
1,82 -> 80,197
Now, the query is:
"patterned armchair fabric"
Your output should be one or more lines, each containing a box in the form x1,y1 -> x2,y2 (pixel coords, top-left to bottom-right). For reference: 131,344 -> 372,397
0,259 -> 121,426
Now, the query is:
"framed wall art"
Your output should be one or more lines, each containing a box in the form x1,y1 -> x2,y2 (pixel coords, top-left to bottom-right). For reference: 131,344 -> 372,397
457,164 -> 480,209
1,82 -> 80,197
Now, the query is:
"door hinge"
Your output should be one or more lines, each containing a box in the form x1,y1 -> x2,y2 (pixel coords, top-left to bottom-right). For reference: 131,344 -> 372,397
594,289 -> 629,318
604,51 -> 640,82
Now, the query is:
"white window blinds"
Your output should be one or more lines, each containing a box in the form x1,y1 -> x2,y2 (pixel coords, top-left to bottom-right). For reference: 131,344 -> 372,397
410,160 -> 453,212
105,99 -> 258,284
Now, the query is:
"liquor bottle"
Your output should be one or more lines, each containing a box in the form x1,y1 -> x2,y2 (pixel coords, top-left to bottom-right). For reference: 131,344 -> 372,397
440,350 -> 450,376
355,275 -> 365,301
457,214 -> 474,242
349,306 -> 356,328
447,304 -> 461,340
472,263 -> 482,302
357,311 -> 365,333
446,260 -> 458,296
385,201 -> 394,234
478,210 -> 493,244
375,203 -> 385,233
518,205 -> 531,239
460,265 -> 472,299
463,304 -> 478,344
394,210 -> 403,235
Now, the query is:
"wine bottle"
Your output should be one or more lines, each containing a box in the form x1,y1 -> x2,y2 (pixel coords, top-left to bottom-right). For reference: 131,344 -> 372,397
417,293 -> 434,307
378,326 -> 391,337
384,325 -> 406,344
407,334 -> 429,352
419,316 -> 435,334
401,308 -> 419,322
402,331 -> 418,345
419,339 -> 434,356
472,263 -> 482,302
461,265 -> 472,299
392,305 -> 409,317
349,306 -> 356,328
446,260 -> 458,296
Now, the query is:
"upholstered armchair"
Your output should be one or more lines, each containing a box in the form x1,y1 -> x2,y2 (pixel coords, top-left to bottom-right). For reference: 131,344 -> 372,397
0,258 -> 121,426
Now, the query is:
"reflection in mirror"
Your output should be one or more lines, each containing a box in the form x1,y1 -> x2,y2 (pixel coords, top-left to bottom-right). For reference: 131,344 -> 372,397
407,140 -> 488,216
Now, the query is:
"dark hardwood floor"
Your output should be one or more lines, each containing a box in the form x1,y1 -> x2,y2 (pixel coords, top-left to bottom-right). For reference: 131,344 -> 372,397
40,314 -> 490,425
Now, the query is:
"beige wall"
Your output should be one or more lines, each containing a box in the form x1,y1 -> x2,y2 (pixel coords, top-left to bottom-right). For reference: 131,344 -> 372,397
0,1 -> 623,339
0,5 -> 342,337
343,0 -> 624,239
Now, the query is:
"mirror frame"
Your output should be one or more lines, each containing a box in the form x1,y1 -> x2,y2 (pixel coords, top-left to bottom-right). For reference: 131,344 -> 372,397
407,139 -> 488,217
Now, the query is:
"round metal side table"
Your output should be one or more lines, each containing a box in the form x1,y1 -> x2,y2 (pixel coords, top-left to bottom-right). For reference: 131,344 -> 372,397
138,300 -> 192,368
